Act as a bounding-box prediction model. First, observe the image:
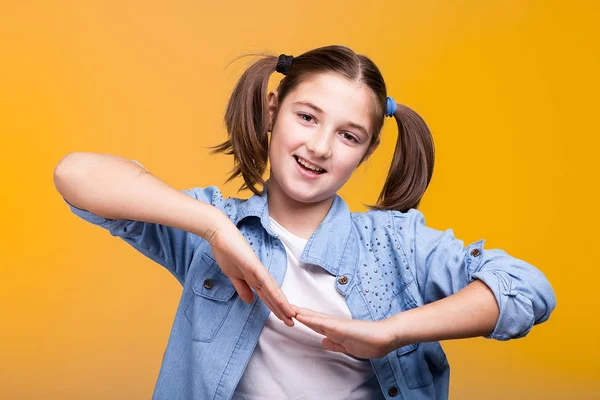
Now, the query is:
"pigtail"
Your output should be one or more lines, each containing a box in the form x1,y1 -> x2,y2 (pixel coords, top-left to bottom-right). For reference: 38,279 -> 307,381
210,45 -> 433,208
368,104 -> 435,213
208,52 -> 278,195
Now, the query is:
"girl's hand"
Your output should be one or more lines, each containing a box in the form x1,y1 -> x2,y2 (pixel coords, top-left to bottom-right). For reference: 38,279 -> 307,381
206,216 -> 296,327
292,305 -> 398,359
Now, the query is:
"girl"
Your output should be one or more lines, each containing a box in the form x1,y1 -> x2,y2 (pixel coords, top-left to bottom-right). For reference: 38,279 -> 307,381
54,45 -> 556,400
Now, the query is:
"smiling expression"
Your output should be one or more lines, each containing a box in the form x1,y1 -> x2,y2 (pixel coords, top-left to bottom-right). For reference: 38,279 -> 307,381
267,72 -> 380,204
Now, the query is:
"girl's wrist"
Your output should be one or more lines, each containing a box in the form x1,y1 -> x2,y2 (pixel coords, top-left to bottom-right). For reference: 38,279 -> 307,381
186,201 -> 231,244
385,310 -> 414,350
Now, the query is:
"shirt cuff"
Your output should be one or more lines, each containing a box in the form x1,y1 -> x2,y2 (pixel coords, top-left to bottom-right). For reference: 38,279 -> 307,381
471,269 -> 536,341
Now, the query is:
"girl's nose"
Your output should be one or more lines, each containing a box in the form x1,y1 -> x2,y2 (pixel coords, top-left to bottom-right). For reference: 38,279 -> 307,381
306,130 -> 333,159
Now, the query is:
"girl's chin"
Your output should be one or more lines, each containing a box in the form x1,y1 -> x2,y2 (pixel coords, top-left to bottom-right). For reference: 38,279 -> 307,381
283,181 -> 333,204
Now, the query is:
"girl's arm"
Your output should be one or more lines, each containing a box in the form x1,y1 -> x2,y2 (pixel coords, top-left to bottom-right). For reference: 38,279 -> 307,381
54,152 -> 229,284
291,210 -> 555,358
291,279 -> 502,358
55,152 -> 296,324
388,279 -> 500,346
393,209 -> 556,342
54,152 -> 225,239
294,209 -> 556,358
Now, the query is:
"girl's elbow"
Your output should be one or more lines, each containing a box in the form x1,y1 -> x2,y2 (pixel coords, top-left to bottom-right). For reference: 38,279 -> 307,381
54,152 -> 81,178
530,269 -> 556,325
53,152 -> 90,195
538,283 -> 557,324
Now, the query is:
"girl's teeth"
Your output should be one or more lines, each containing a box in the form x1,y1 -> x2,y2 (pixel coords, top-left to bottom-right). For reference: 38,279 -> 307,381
296,157 -> 323,172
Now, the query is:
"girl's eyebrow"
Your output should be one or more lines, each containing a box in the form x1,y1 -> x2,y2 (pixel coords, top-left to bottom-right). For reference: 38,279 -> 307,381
346,121 -> 369,137
292,100 -> 369,137
292,100 -> 324,114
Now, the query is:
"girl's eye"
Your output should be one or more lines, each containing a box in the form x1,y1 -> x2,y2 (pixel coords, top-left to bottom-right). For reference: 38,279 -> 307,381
298,113 -> 356,142
342,132 -> 357,142
298,113 -> 314,123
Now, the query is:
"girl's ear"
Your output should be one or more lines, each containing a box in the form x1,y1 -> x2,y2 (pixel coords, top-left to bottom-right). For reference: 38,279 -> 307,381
267,90 -> 278,132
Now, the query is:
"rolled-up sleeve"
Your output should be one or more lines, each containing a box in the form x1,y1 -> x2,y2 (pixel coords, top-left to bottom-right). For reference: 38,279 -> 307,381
62,160 -> 233,285
398,208 -> 556,341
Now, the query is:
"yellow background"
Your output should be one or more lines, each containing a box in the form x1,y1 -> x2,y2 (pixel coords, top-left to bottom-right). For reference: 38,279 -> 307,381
1,1 -> 598,398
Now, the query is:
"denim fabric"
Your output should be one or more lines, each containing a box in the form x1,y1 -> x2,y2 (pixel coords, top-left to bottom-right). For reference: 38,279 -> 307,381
63,170 -> 556,400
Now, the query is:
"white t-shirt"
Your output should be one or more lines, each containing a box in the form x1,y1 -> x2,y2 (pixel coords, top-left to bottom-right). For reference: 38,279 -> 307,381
232,216 -> 384,399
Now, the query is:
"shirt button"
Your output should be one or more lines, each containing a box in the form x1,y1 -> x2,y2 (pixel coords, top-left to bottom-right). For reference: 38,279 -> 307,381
203,279 -> 213,289
337,276 -> 348,285
388,386 -> 399,397
470,249 -> 481,257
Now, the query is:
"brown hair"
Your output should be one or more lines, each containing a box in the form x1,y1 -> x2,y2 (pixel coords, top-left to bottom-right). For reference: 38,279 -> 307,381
208,45 -> 435,212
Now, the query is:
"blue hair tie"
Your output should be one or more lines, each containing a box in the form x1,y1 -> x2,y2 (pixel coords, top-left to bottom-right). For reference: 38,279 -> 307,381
386,96 -> 397,117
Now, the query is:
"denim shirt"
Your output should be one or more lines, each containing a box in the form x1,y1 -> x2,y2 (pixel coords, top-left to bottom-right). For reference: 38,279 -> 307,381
63,176 -> 556,400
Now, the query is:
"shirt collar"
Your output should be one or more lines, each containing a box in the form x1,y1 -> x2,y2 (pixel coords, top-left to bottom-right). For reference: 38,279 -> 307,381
233,180 -> 353,276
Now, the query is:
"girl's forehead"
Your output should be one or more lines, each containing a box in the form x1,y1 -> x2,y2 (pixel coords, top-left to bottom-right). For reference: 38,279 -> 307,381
285,73 -> 376,127
289,72 -> 371,102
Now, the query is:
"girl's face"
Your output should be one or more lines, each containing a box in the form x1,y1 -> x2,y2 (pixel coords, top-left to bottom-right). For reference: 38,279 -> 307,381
267,72 -> 379,204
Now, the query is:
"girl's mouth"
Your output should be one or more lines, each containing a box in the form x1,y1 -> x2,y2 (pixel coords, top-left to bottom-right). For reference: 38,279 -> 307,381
294,156 -> 326,175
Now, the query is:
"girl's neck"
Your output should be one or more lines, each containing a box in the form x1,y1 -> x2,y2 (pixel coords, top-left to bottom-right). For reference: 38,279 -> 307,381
265,178 -> 334,240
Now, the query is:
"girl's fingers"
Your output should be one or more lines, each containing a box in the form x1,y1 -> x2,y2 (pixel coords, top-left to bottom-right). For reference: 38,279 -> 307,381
254,286 -> 277,314
293,306 -> 330,319
294,313 -> 329,335
294,306 -> 343,331
230,263 -> 285,323
254,281 -> 283,318
273,283 -> 296,319
261,272 -> 290,310
252,268 -> 296,324
296,312 -> 348,345
255,286 -> 294,327
322,338 -> 347,353
257,290 -> 278,317
231,278 -> 255,304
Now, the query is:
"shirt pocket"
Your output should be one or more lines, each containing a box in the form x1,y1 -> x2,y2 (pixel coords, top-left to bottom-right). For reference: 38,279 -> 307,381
396,341 -> 449,390
184,252 -> 238,342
